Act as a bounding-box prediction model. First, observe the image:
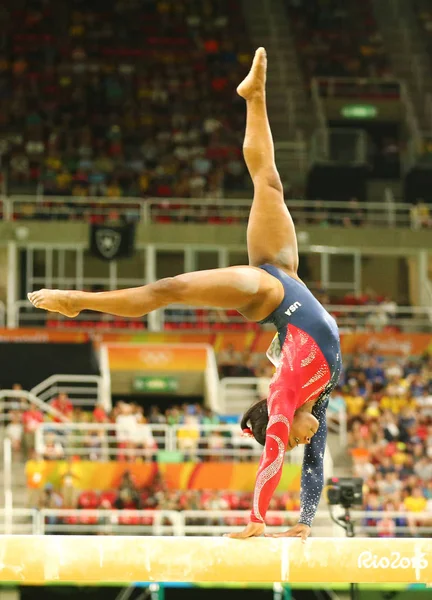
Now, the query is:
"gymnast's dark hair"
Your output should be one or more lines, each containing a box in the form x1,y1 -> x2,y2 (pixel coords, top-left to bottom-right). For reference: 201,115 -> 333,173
240,399 -> 269,446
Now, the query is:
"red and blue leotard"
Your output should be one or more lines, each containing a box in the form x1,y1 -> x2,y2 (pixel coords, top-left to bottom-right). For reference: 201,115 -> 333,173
250,264 -> 342,527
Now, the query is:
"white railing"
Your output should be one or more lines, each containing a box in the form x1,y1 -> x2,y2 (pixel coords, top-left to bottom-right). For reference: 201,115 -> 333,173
33,421 -> 337,465
328,304 -> 432,333
12,301 -> 432,333
3,195 -> 418,227
219,377 -> 269,416
313,77 -> 402,98
0,509 -> 38,535
3,438 -> 12,534
14,299 -> 148,331
0,389 -> 68,424
31,374 -> 106,410
144,198 -> 415,227
34,422 -> 274,461
5,195 -> 146,222
2,508 -> 432,537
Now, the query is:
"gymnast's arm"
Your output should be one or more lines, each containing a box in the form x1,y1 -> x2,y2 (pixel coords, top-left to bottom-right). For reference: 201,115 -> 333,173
298,398 -> 329,527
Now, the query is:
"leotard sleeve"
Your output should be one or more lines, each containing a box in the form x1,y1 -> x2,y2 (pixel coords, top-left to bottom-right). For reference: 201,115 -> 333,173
298,397 -> 328,527
250,379 -> 296,523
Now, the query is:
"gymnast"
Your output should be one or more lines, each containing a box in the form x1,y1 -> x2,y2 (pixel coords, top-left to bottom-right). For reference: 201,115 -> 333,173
28,47 -> 342,542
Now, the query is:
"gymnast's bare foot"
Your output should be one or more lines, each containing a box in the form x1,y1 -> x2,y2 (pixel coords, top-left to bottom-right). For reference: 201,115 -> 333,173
27,289 -> 80,318
237,47 -> 267,100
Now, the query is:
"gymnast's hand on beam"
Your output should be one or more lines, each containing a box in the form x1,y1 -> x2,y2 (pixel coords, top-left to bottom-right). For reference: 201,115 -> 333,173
265,523 -> 311,543
225,521 -> 265,539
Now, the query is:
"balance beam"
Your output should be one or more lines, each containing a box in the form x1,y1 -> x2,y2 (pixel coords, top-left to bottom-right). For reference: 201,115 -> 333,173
0,536 -> 431,585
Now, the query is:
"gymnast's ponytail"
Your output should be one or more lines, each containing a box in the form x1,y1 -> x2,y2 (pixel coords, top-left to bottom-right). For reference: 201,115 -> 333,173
240,399 -> 268,446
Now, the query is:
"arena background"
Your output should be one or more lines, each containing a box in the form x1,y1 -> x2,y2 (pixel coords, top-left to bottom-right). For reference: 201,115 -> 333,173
0,0 -> 432,598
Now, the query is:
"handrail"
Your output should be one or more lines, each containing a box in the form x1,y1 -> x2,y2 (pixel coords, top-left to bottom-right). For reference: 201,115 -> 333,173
312,76 -> 402,99
34,420 -> 336,464
31,374 -> 105,409
2,508 -> 431,536
6,195 -> 417,227
35,421 -> 272,460
3,438 -> 12,535
0,389 -> 68,422
14,301 -> 432,333
5,195 -> 146,223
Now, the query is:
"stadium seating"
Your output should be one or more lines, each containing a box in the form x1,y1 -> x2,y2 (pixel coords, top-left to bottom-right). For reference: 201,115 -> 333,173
1,0 -> 252,198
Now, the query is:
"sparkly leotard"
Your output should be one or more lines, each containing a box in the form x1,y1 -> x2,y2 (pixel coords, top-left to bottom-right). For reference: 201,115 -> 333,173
250,264 -> 342,527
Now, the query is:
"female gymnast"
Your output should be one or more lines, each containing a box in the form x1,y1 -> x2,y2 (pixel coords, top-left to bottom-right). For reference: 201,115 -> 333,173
28,47 -> 342,542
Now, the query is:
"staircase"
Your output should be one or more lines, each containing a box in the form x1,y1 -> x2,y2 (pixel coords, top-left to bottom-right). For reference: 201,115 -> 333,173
372,0 -> 431,134
241,0 -> 310,188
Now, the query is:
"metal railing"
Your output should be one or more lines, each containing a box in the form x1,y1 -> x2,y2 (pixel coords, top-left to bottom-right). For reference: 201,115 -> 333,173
327,304 -> 432,333
34,422 -> 278,461
144,198 -> 414,227
219,377 -> 269,416
14,299 -> 149,331
12,301 -> 432,333
4,195 -> 145,222
1,508 -> 431,537
33,419 -> 339,464
31,374 -> 106,410
1,195 -> 420,228
0,389 -> 68,424
0,509 -> 38,535
312,77 -> 402,99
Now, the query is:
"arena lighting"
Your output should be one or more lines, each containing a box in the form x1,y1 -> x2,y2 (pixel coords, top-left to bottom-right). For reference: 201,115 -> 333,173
0,536 -> 430,584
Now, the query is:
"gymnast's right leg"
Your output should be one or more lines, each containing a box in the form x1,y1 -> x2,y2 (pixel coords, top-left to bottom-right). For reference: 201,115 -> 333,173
237,48 -> 299,276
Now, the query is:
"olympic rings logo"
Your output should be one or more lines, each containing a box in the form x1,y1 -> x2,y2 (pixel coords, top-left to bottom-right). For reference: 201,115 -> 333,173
138,350 -> 173,366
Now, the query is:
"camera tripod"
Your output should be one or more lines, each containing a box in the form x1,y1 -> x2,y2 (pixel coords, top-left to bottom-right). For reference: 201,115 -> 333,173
329,504 -> 359,600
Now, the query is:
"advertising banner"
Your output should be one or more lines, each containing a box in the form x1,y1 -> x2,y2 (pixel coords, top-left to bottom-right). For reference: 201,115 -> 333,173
340,332 -> 432,357
25,460 -> 301,492
107,344 -> 208,372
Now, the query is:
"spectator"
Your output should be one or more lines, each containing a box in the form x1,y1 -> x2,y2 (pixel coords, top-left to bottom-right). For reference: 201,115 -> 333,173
176,405 -> 200,459
5,411 -> 23,455
115,402 -> 137,460
22,405 -> 44,458
40,483 -> 63,526
49,392 -> 73,422
41,433 -> 64,460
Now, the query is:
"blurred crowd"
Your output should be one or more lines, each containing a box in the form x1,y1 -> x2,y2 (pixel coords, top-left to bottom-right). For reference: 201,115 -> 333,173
1,0 -> 251,201
6,391 -> 266,462
329,348 -> 432,533
287,0 -> 391,80
7,342 -> 432,535
31,469 -> 300,530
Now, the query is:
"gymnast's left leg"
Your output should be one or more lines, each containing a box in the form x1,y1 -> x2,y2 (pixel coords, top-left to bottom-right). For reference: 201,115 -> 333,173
27,266 -> 284,323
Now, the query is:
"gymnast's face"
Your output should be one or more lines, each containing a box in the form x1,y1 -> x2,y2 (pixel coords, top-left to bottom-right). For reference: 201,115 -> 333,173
287,412 -> 319,450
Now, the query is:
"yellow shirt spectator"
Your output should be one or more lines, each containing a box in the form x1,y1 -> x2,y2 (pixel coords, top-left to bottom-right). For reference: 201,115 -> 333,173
380,395 -> 411,414
106,183 -> 122,198
404,495 -> 427,513
345,394 -> 364,416
45,156 -> 62,171
56,171 -> 72,190
72,184 -> 88,197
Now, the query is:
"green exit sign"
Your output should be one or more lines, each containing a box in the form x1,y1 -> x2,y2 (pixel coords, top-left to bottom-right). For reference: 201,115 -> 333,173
341,104 -> 378,119
133,376 -> 178,393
